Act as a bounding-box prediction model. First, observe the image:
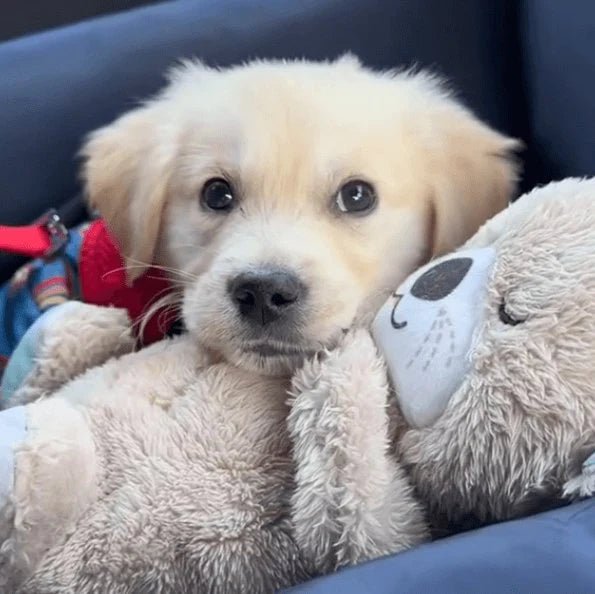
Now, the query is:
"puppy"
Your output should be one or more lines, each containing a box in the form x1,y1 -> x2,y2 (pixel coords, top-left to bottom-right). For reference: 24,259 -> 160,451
83,56 -> 518,374
2,58 -> 521,593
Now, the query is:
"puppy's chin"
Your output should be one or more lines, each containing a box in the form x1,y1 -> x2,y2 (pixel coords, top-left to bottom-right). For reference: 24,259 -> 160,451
229,349 -> 312,377
191,327 -> 347,377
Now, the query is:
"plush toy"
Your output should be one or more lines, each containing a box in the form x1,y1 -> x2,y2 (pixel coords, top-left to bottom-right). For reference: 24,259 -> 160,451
372,176 -> 595,526
0,315 -> 426,591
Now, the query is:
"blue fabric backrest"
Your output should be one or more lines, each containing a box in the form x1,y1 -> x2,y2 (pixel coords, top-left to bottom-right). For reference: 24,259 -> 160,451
519,0 -> 595,183
284,499 -> 595,593
0,0 -> 522,281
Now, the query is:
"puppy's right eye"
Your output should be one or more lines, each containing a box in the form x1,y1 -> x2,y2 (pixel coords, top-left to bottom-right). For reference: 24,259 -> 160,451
201,178 -> 235,212
335,180 -> 377,215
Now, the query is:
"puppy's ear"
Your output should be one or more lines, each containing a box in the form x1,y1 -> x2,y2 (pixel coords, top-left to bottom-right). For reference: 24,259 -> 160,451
428,110 -> 521,257
81,103 -> 174,282
334,53 -> 362,69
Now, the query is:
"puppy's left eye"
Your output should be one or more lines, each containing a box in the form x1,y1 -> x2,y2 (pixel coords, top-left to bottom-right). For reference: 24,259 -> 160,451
201,178 -> 235,212
335,180 -> 377,215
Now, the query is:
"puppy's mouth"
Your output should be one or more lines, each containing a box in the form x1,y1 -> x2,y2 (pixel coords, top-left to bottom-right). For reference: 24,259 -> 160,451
244,341 -> 316,358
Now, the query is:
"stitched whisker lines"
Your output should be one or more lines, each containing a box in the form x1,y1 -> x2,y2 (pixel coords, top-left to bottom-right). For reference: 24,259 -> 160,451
406,308 -> 456,371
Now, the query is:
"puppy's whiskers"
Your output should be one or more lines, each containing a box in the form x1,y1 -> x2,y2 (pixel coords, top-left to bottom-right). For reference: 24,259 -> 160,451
124,258 -> 200,282
136,290 -> 184,344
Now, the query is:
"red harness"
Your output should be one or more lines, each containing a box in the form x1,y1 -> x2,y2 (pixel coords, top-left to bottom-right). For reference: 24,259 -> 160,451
0,213 -> 173,345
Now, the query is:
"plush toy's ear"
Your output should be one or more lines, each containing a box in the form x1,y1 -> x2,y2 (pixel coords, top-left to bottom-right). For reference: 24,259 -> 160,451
427,109 -> 521,257
81,103 -> 174,283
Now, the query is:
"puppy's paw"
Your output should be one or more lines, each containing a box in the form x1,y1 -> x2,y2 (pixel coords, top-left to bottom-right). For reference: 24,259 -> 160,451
563,453 -> 595,500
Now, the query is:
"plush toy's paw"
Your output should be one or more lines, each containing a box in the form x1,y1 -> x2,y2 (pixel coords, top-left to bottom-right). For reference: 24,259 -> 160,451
0,398 -> 98,589
4,302 -> 134,407
563,453 -> 595,499
289,330 -> 412,570
290,328 -> 384,408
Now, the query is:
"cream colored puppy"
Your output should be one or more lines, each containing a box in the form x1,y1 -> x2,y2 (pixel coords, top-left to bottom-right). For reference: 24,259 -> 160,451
0,58 -> 520,593
83,56 -> 518,373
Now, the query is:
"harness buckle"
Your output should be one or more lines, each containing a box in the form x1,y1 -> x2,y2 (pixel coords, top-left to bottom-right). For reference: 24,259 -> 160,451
35,209 -> 69,258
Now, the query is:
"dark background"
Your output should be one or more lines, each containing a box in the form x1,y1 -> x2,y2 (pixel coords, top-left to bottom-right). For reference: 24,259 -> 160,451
0,0 -> 158,42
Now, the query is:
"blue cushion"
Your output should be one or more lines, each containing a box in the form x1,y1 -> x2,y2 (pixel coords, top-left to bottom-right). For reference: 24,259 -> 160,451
520,0 -> 595,182
284,499 -> 595,593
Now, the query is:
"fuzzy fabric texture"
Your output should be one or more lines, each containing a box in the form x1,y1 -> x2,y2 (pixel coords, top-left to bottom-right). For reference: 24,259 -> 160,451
0,307 -> 427,593
394,178 -> 595,525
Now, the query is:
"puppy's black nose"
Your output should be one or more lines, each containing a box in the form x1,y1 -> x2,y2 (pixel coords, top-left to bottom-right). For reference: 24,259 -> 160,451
228,270 -> 305,325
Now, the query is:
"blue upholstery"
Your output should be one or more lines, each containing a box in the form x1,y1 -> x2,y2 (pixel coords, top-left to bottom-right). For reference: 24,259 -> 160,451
286,499 -> 595,593
1,1 -> 594,591
0,1 -> 520,227
520,0 -> 595,182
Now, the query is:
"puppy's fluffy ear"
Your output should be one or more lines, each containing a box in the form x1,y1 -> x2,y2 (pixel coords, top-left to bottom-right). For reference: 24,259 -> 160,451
427,109 -> 521,257
81,103 -> 173,282
334,53 -> 362,69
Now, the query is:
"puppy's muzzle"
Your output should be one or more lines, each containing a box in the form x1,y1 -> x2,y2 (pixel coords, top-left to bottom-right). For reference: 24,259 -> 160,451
228,269 -> 306,326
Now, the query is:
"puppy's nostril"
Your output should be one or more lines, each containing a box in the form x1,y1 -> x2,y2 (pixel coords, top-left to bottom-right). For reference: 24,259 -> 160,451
271,291 -> 297,307
235,289 -> 256,307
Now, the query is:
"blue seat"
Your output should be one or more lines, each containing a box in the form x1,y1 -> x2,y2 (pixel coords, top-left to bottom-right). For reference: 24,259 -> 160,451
286,499 -> 595,593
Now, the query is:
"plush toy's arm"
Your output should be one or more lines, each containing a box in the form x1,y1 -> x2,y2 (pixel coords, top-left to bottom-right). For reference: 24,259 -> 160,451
288,330 -> 428,575
5,302 -> 134,408
0,397 -> 100,590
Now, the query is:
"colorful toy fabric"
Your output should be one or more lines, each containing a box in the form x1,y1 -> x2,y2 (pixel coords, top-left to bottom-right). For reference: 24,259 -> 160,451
0,219 -> 174,403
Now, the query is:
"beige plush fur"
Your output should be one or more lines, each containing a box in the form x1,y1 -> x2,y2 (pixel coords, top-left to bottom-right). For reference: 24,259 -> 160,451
398,178 -> 595,525
8,302 -> 135,408
1,308 -> 425,593
82,56 -> 518,375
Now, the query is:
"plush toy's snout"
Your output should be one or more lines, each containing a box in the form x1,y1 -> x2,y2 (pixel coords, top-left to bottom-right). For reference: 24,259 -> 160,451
373,248 -> 496,428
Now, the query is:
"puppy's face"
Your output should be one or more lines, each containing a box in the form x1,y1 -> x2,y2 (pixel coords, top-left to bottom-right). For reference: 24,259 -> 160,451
83,57 -> 518,374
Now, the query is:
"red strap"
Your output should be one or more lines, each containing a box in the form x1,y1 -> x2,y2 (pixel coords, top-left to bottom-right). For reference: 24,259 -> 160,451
0,210 -> 68,259
0,224 -> 54,258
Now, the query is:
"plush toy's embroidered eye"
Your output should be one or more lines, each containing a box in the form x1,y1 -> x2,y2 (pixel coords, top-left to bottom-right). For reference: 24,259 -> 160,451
201,178 -> 235,212
498,301 -> 524,326
335,180 -> 377,215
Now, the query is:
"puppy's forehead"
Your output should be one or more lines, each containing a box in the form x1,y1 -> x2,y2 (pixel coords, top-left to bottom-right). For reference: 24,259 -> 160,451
175,64 -> 428,205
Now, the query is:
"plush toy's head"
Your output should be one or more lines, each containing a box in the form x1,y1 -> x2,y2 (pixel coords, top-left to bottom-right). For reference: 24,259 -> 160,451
373,178 -> 595,524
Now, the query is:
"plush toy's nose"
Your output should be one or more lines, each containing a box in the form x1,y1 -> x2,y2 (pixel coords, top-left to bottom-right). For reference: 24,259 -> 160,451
373,247 -> 497,428
391,257 -> 474,329
410,257 -> 473,301
228,270 -> 306,326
